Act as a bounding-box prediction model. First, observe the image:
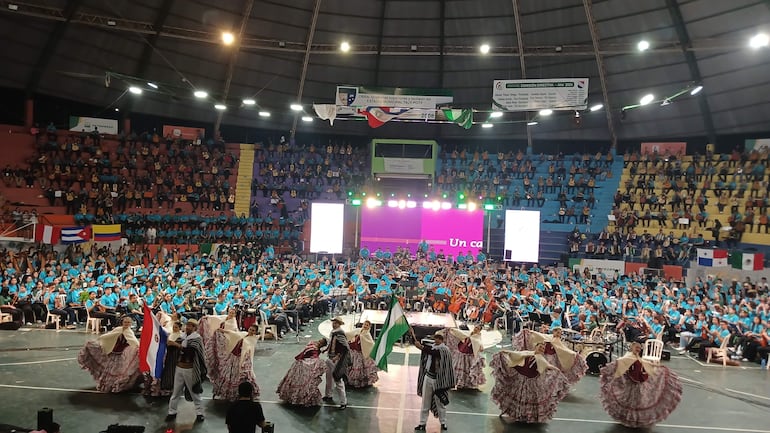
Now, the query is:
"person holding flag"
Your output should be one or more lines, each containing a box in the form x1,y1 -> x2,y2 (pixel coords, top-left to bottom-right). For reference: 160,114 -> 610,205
140,305 -> 175,397
345,320 -> 379,388
78,316 -> 142,393
370,296 -> 410,372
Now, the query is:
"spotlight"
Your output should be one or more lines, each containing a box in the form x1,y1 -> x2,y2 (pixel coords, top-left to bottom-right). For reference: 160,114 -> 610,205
406,201 -> 417,208
539,109 -> 553,116
467,202 -> 477,211
114,108 -> 119,112
194,90 -> 208,99
639,94 -> 654,105
489,111 -> 503,118
479,44 -> 490,54
128,86 -> 142,95
690,85 -> 703,96
146,82 -> 158,89
387,200 -> 398,208
242,98 -> 256,105
301,116 -> 313,122
366,198 -> 381,208
222,32 -> 235,45
481,123 -> 493,128
340,41 -> 351,52
589,103 -> 603,112
527,121 -> 538,126
8,4 -> 19,11
749,33 -> 769,49
410,45 -> 418,52
637,40 -> 650,51
290,103 -> 303,111
258,111 -> 271,117
214,104 -> 227,110
441,202 -> 452,210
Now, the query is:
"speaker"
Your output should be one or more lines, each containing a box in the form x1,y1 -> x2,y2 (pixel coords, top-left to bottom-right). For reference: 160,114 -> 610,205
661,350 -> 671,361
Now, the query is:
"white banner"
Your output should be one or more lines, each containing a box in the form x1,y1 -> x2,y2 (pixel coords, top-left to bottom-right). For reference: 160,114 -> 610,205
69,116 -> 119,134
383,158 -> 424,174
336,86 -> 453,109
492,78 -> 589,111
573,259 -> 624,281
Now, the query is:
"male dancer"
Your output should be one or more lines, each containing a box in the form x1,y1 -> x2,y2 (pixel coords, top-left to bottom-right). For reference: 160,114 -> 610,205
323,316 -> 351,409
166,319 -> 207,423
411,328 -> 456,431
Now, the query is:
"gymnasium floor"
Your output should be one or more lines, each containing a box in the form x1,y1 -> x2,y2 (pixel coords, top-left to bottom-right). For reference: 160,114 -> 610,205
0,325 -> 769,433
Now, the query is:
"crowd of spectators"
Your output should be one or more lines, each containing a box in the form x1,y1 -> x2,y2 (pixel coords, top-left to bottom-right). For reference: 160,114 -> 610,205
1,243 -> 769,367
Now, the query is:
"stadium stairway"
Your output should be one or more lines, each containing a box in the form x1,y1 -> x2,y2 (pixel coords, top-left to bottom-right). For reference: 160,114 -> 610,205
234,143 -> 255,216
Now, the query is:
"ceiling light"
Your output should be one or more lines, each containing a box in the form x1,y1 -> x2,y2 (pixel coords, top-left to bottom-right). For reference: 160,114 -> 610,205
481,123 -> 493,128
128,86 -> 142,95
106,20 -> 116,26
749,33 -> 769,49
194,90 -> 208,98
258,111 -> 271,117
660,99 -> 671,106
222,32 -> 235,45
114,108 -> 119,112
8,4 -> 19,11
290,103 -> 303,111
489,111 -> 503,118
574,111 -> 580,118
637,40 -> 650,51
527,121 -> 538,126
242,98 -> 256,105
340,41 -> 351,52
214,104 -> 227,110
690,85 -> 703,96
639,94 -> 655,105
539,109 -> 553,116
302,116 -> 313,122
479,44 -> 490,54
147,82 -> 158,89
590,103 -> 603,112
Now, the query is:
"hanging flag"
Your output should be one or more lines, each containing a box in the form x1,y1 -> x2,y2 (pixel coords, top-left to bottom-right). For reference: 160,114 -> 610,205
370,297 -> 410,371
34,225 -> 60,244
61,226 -> 92,244
696,248 -> 728,267
139,303 -> 168,378
92,224 -> 121,241
357,107 -> 412,128
730,252 -> 764,271
442,108 -> 473,129
313,104 -> 338,125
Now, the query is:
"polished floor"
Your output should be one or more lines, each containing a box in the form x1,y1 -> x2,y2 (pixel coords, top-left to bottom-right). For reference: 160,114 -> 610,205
0,326 -> 769,433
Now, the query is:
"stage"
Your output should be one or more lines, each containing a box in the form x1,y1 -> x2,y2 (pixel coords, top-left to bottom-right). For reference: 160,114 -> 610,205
317,310 -> 504,350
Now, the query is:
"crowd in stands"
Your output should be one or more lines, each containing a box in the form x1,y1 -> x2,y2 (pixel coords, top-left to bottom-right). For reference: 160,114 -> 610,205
435,148 -> 614,215
1,243 -> 769,367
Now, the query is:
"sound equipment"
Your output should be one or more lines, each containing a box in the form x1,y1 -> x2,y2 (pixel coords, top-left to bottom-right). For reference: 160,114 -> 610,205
661,350 -> 671,361
585,351 -> 608,374
37,408 -> 53,431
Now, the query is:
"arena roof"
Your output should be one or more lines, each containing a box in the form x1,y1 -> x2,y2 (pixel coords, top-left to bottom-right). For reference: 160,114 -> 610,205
1,0 -> 769,143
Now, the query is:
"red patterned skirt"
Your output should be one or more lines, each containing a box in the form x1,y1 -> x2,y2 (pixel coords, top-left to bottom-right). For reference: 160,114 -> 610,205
599,361 -> 683,427
346,349 -> 379,388
490,353 -> 570,423
77,341 -> 141,393
276,357 -> 327,406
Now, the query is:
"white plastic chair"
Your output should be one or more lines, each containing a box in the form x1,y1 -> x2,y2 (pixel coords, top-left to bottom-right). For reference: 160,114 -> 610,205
85,308 -> 102,334
706,334 -> 731,366
258,310 -> 278,342
45,312 -> 61,330
642,338 -> 664,364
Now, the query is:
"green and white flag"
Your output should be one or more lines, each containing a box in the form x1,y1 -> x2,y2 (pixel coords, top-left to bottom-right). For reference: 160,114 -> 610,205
442,108 -> 473,129
370,297 -> 410,371
729,252 -> 764,271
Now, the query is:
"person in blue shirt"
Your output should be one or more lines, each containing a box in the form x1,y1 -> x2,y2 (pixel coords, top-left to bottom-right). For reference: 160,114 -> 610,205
360,246 -> 370,259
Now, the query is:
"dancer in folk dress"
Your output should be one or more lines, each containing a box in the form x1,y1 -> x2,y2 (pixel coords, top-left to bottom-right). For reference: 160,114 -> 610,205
441,326 -> 486,389
513,327 -> 587,385
209,324 -> 260,401
345,320 -> 379,388
599,342 -> 683,428
490,343 -> 571,423
78,316 -> 142,393
276,338 -> 329,406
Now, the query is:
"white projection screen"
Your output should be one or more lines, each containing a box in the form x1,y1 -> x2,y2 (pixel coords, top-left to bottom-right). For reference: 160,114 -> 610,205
310,202 -> 345,254
503,210 -> 540,262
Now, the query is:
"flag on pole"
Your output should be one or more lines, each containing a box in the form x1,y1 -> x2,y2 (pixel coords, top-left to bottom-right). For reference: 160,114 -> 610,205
729,252 -> 764,271
442,108 -> 473,129
139,303 -> 168,378
357,107 -> 412,128
370,297 -> 410,372
34,225 -> 60,244
697,248 -> 728,267
61,226 -> 92,244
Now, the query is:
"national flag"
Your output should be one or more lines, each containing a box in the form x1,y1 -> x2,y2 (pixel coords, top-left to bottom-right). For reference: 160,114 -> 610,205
442,108 -> 473,129
34,225 -> 60,244
139,303 -> 168,378
730,252 -> 764,271
697,248 -> 728,267
370,296 -> 410,371
357,107 -> 412,128
92,224 -> 121,241
60,226 -> 92,244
